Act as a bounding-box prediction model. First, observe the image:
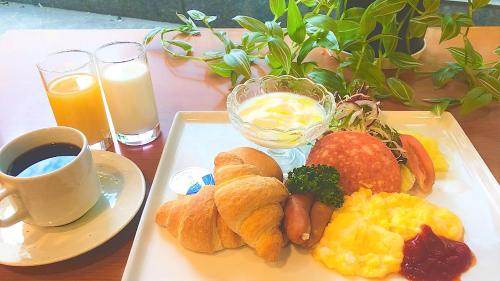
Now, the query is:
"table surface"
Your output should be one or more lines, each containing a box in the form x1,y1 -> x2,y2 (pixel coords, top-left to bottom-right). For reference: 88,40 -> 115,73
0,27 -> 498,280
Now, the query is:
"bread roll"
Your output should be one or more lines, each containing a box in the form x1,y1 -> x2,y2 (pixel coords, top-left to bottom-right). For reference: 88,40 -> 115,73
228,147 -> 283,181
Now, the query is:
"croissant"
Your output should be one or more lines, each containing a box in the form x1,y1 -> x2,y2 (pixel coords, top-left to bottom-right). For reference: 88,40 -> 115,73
213,148 -> 288,262
155,185 -> 244,253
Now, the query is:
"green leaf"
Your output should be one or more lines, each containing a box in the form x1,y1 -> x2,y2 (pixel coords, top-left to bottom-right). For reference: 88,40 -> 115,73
388,52 -> 423,69
332,21 -> 361,47
306,16 -> 361,46
382,21 -> 398,54
241,32 -> 267,49
370,0 -> 407,17
432,63 -> 462,88
308,68 -> 347,94
164,40 -> 193,53
376,14 -> 395,26
344,7 -> 365,22
269,67 -> 284,75
187,10 -> 206,21
351,53 -> 386,88
301,61 -> 317,76
301,0 -> 318,8
203,50 -> 225,59
143,27 -> 164,45
287,0 -> 306,43
208,60 -> 232,77
297,36 -> 317,63
316,31 -> 339,51
387,78 -> 415,103
366,33 -> 399,44
423,0 -> 440,13
269,0 -> 286,19
265,53 -> 282,69
214,31 -> 235,53
454,13 -> 473,27
360,6 -> 376,36
495,46 -> 500,55
176,12 -> 191,24
176,13 -> 200,36
410,14 -> 441,27
440,15 -> 460,43
448,45 -> 483,68
230,71 -> 238,86
477,73 -> 500,99
290,62 -> 303,77
306,15 -> 336,31
409,19 -> 427,38
223,49 -> 251,79
431,100 -> 450,116
472,0 -> 490,9
460,87 -> 492,114
265,21 -> 284,38
423,97 -> 461,104
268,37 -> 292,73
233,16 -> 267,33
407,0 -> 420,10
464,39 -> 483,68
205,16 -> 217,23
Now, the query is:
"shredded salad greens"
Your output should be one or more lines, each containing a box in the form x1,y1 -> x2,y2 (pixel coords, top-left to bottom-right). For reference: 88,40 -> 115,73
329,89 -> 407,164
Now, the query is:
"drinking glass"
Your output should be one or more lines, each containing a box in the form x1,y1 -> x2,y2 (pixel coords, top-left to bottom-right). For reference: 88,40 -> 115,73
227,75 -> 335,174
37,50 -> 112,150
95,41 -> 160,146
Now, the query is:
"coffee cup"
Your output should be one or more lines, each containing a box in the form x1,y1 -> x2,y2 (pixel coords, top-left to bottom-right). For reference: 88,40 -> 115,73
0,126 -> 101,227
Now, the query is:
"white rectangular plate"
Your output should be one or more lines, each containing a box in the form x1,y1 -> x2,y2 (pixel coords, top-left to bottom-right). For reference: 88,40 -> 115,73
122,111 -> 500,281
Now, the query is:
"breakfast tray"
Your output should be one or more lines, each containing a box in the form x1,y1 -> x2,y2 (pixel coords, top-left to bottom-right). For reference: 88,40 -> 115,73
121,111 -> 500,281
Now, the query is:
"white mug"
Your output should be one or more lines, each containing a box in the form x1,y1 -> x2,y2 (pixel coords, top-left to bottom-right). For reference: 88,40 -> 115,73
0,126 -> 101,227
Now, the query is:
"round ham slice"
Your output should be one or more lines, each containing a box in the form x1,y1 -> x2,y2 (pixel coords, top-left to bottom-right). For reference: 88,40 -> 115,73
306,131 -> 401,195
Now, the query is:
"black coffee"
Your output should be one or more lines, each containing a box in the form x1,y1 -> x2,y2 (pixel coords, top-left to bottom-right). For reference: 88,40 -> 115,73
7,143 -> 81,177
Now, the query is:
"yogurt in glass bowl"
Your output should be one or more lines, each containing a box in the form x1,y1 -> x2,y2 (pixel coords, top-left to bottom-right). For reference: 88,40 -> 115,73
227,75 -> 335,173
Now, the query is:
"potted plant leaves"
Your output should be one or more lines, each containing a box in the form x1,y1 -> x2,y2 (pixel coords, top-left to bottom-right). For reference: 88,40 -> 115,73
144,0 -> 499,114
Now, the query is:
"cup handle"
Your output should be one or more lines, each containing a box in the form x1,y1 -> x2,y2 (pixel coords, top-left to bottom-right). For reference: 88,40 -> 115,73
0,186 -> 27,227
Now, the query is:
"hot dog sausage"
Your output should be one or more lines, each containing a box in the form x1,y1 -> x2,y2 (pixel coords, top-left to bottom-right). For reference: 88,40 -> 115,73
284,193 -> 314,245
304,200 -> 335,248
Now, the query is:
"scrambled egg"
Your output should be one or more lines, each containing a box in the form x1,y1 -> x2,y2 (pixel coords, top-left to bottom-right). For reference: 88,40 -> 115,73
313,188 -> 463,278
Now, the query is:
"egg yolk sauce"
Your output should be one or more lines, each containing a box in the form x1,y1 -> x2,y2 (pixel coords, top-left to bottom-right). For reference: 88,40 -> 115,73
313,188 -> 463,279
237,92 -> 325,131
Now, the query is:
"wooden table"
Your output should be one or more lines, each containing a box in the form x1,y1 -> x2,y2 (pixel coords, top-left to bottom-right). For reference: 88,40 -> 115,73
0,27 -> 498,280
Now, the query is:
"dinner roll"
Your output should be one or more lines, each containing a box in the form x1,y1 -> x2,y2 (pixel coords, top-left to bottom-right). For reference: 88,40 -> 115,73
228,147 -> 283,182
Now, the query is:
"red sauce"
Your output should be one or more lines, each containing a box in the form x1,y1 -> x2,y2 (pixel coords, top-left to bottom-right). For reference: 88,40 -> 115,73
401,225 -> 473,281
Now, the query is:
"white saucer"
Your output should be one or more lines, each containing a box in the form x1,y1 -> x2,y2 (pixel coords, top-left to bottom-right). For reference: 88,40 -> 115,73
0,150 -> 146,266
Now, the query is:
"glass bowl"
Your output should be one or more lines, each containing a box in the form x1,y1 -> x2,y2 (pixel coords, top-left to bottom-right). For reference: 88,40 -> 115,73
227,75 -> 335,173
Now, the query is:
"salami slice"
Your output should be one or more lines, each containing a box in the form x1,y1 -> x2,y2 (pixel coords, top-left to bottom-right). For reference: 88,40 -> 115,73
306,131 -> 401,195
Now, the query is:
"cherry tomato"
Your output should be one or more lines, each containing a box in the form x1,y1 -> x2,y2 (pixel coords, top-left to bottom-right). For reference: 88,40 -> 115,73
400,134 -> 435,193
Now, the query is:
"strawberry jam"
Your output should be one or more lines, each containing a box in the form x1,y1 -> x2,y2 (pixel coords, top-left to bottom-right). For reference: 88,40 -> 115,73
401,225 -> 473,281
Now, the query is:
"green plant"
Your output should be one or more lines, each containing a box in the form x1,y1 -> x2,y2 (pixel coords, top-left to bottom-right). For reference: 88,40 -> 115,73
424,0 -> 500,114
144,0 -> 499,114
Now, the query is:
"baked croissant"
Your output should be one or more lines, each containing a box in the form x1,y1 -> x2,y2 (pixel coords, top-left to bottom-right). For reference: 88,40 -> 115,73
155,185 -> 244,253
213,149 -> 288,262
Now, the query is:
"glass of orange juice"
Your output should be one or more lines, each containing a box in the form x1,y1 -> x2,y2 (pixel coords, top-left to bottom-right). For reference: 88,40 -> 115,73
37,50 -> 112,150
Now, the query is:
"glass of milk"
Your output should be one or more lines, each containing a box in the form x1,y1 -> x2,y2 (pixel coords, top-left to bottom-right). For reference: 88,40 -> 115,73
95,41 -> 160,146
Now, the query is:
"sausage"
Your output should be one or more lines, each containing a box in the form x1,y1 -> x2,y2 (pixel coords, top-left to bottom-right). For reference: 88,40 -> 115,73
304,200 -> 335,248
284,193 -> 314,245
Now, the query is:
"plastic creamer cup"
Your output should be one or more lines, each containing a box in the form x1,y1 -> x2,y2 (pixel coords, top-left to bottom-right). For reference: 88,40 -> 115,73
168,167 -> 215,195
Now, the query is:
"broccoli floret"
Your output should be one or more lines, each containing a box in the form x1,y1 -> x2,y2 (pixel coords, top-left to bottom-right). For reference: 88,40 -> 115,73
286,165 -> 344,208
